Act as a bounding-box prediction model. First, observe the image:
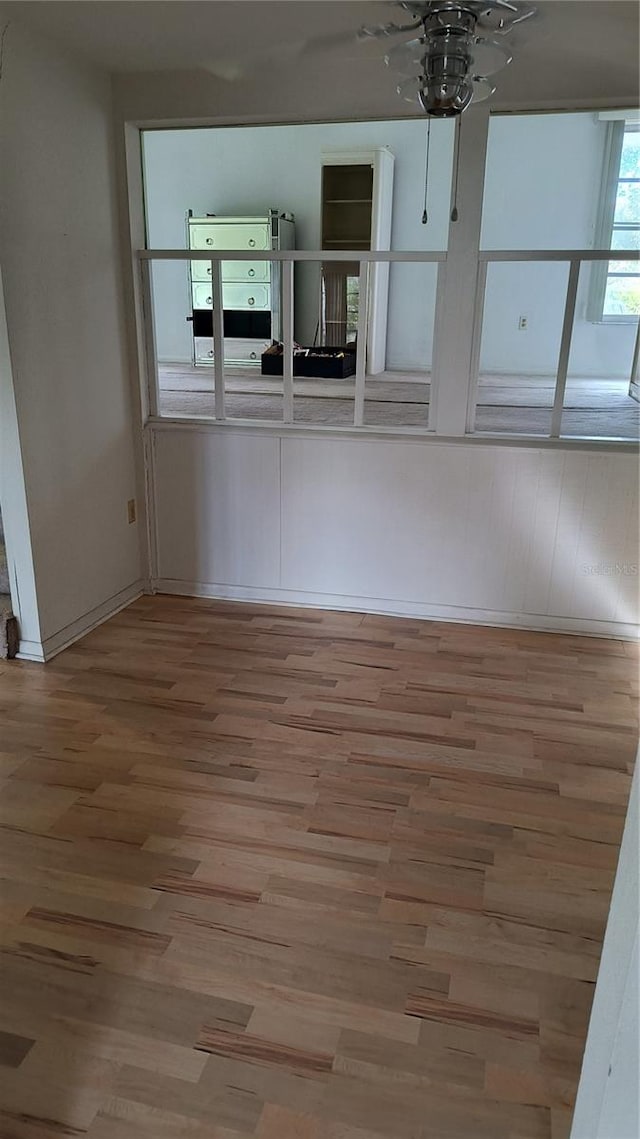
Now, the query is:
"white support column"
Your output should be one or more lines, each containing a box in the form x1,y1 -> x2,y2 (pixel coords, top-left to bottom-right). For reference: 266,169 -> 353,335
282,259 -> 294,423
431,105 -> 490,437
211,259 -> 225,421
550,259 -> 580,438
140,260 -> 159,418
354,261 -> 370,427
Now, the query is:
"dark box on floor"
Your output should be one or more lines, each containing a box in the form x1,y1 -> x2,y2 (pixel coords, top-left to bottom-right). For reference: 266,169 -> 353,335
261,344 -> 356,379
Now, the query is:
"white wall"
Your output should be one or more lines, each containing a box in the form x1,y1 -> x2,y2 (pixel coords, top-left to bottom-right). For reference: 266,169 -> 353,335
481,112 -> 637,377
0,13 -> 143,655
142,119 -> 453,369
151,424 -> 640,638
571,761 -> 639,1139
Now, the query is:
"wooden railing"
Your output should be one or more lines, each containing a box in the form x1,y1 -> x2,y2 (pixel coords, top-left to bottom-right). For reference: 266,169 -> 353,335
137,247 -> 640,441
138,249 -> 447,428
470,249 -> 640,437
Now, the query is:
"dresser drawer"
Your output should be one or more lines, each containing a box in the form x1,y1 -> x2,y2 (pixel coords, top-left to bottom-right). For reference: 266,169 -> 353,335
192,283 -> 270,310
223,283 -> 270,310
189,222 -> 270,251
223,260 -> 270,283
226,338 -> 271,363
191,259 -> 270,283
194,337 -> 270,365
194,337 -> 215,362
192,282 -> 215,309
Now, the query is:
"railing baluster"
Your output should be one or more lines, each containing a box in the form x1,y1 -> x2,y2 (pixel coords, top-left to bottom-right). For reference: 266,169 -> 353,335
282,259 -> 294,424
211,259 -> 225,420
630,316 -> 640,387
550,260 -> 580,438
465,259 -> 488,433
354,261 -> 370,427
427,260 -> 447,432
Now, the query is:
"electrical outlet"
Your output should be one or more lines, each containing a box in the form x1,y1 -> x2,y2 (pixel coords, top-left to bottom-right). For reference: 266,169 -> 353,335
127,498 -> 136,525
518,315 -> 528,330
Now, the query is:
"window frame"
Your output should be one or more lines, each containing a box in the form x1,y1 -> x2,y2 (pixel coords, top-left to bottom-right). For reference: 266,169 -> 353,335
589,120 -> 640,325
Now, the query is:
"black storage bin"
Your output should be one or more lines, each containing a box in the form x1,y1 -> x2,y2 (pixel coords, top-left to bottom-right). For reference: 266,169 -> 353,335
261,345 -> 356,379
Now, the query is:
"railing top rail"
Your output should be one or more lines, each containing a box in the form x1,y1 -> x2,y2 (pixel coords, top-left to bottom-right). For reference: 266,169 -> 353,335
137,249 -> 448,263
138,247 -> 640,264
479,249 -> 640,262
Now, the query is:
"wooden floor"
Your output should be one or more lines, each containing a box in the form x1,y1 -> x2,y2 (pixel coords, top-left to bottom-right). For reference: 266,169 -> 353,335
0,595 -> 638,1139
157,365 -> 640,438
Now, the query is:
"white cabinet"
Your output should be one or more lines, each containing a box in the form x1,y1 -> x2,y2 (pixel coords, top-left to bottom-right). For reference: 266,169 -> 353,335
188,211 -> 295,368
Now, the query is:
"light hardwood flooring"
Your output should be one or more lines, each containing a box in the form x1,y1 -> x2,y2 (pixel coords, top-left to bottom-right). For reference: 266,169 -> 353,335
157,364 -> 640,439
0,595 -> 638,1138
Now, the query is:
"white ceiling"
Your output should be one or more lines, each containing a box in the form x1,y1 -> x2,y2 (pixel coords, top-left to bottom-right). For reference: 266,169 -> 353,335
5,2 -> 393,72
4,0 -> 639,113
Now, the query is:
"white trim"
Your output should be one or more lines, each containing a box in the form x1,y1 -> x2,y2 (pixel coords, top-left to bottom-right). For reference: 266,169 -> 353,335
480,249 -> 640,262
123,102 -> 640,134
146,417 -> 638,453
119,123 -> 153,574
570,762 -> 639,1138
588,120 -> 625,322
144,428 -> 159,586
138,249 -> 447,263
598,109 -> 640,122
138,248 -> 639,263
140,259 -> 159,417
16,639 -> 46,664
154,578 -> 639,642
18,579 -> 145,663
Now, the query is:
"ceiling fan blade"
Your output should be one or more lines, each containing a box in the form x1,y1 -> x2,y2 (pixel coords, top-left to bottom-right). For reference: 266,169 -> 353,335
358,18 -> 422,40
204,28 -> 366,83
477,4 -> 536,34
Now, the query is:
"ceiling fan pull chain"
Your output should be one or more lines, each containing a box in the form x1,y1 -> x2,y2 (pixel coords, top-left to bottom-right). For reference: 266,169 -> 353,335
422,117 -> 432,224
451,117 -> 462,222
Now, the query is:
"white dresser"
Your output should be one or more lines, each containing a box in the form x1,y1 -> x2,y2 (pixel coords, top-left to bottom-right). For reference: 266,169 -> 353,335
187,210 -> 295,368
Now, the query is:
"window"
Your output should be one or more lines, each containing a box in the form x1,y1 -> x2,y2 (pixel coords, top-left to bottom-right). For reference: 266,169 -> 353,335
590,121 -> 640,321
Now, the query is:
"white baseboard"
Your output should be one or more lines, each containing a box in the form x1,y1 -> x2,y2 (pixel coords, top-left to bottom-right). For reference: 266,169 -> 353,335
17,579 -> 145,663
155,579 -> 640,641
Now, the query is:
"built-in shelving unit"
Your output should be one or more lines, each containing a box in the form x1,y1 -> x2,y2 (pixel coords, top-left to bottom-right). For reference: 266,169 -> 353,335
322,165 -> 374,265
320,150 -> 394,373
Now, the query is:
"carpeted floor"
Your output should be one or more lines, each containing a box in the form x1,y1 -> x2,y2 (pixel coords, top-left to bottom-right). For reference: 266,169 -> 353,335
157,364 -> 640,439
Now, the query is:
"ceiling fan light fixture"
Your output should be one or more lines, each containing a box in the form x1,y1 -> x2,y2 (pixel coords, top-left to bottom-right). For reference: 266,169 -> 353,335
418,76 -> 474,116
367,0 -> 535,117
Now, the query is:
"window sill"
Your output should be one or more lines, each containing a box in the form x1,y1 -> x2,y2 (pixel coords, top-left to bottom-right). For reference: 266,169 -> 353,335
144,416 -> 639,453
589,316 -> 640,326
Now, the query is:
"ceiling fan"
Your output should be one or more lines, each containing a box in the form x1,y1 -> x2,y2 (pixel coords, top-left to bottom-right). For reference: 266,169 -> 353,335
361,1 -> 537,117
203,2 -> 537,224
205,1 -> 536,120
